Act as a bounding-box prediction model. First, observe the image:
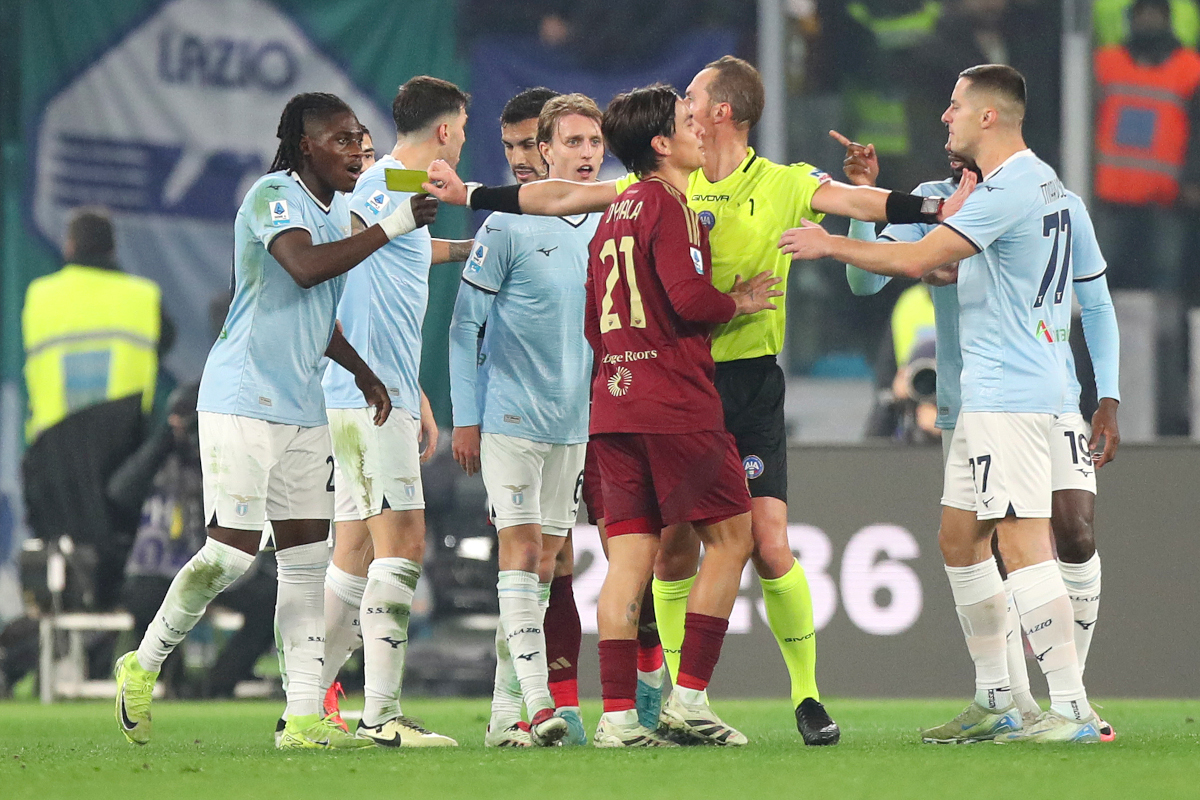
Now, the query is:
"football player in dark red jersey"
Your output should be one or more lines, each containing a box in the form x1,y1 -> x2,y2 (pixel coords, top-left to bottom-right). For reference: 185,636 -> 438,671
584,84 -> 781,748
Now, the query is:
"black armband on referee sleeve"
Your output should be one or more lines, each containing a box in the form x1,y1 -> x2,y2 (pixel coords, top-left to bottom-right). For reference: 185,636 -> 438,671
468,183 -> 523,214
885,191 -> 942,225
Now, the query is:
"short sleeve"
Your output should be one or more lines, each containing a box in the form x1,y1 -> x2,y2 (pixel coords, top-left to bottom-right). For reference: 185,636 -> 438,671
786,162 -> 830,227
940,179 -> 1028,252
614,173 -> 639,193
461,214 -> 512,293
249,179 -> 310,247
349,175 -> 404,227
1069,199 -> 1107,282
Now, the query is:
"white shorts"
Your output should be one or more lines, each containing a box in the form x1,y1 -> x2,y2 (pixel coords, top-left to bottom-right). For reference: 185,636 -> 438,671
332,461 -> 360,524
941,411 -> 1053,521
481,433 -> 586,535
1050,412 -> 1097,495
199,411 -> 334,531
328,407 -> 424,519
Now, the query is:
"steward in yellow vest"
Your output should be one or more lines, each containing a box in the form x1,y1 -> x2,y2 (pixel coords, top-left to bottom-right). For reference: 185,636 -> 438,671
22,209 -> 165,442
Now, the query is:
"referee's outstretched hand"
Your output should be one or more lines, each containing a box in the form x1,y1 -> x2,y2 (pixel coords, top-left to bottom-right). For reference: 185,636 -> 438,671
424,160 -> 468,205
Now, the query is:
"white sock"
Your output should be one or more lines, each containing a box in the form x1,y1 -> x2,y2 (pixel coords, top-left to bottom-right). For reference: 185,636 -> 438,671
490,621 -> 524,727
1058,552 -> 1101,676
1009,560 -> 1091,721
276,541 -> 329,719
136,539 -> 254,672
638,666 -> 666,688
945,560 -> 1010,710
673,685 -> 706,706
497,570 -> 553,715
1003,580 -> 1040,717
360,557 -> 420,726
322,563 -> 367,691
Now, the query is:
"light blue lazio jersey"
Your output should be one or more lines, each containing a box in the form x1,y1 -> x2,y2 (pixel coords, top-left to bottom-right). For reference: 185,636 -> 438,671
198,171 -> 349,426
941,150 -> 1077,415
1059,189 -> 1118,413
876,179 -> 963,430
448,211 -> 598,444
323,156 -> 430,418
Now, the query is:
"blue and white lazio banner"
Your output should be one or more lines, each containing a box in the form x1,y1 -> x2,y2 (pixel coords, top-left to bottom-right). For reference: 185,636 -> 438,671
30,0 -> 393,380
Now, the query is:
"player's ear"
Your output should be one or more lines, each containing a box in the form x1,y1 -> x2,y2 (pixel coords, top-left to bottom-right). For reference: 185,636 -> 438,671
538,140 -> 552,164
651,134 -> 671,158
436,121 -> 449,145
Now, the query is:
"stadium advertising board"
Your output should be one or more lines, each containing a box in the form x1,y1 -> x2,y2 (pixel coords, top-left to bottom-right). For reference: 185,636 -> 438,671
578,444 -> 1200,698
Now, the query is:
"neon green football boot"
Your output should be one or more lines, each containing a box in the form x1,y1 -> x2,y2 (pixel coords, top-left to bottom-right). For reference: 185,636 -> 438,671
114,651 -> 159,745
276,713 -> 377,750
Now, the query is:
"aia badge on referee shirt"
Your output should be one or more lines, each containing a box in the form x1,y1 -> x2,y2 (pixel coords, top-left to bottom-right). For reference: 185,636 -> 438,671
689,246 -> 704,275
743,455 -> 765,480
699,210 -> 715,230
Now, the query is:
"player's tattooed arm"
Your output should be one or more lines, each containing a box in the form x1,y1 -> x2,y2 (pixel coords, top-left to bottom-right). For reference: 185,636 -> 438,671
431,238 -> 474,264
325,322 -> 391,426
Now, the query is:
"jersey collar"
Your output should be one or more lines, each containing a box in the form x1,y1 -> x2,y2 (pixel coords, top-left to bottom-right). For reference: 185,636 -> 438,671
983,148 -> 1033,182
288,170 -> 332,214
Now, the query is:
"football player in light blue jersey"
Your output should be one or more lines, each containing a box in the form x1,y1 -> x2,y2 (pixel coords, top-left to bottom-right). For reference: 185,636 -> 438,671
317,76 -> 472,748
449,94 -> 604,748
843,143 -> 1120,739
780,65 -> 1108,743
114,92 -> 438,752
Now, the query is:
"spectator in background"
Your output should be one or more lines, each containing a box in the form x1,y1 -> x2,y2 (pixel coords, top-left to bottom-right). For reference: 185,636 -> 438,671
1093,0 -> 1200,434
1096,0 -> 1200,49
21,207 -> 174,610
22,207 -> 172,443
1094,0 -> 1200,291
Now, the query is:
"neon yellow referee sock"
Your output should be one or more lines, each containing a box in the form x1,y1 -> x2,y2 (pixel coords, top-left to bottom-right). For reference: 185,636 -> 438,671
651,575 -> 695,683
760,559 -> 819,705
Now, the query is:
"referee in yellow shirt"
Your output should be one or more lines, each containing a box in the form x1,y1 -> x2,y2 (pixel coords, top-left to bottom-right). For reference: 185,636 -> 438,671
423,61 -> 966,744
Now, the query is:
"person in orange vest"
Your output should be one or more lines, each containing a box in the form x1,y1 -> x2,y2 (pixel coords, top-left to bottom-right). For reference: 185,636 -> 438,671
1093,0 -> 1200,291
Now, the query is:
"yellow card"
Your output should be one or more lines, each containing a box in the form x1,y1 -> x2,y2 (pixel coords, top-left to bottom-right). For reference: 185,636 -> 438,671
384,168 -> 428,193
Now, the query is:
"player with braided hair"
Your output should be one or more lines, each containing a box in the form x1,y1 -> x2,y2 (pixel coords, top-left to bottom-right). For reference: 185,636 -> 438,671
114,92 -> 437,751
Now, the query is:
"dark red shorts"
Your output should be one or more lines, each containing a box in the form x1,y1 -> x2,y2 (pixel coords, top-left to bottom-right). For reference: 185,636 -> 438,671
582,443 -> 604,525
590,430 -> 752,537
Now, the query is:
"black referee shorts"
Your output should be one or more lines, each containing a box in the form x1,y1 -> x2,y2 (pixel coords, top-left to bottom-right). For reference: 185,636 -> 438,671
713,355 -> 788,502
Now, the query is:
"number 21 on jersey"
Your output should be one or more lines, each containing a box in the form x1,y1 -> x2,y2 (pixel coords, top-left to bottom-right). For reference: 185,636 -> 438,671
599,236 -> 646,332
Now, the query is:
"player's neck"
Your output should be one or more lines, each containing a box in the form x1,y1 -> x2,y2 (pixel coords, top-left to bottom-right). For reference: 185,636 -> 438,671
293,165 -> 334,206
392,140 -> 438,172
647,162 -> 693,195
973,134 -> 1028,178
700,128 -> 750,183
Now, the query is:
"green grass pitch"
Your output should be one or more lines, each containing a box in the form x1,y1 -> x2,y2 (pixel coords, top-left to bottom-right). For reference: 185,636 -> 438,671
3,698 -> 1198,799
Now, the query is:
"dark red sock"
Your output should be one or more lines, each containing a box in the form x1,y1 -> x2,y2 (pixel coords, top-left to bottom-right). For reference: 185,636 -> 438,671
676,612 -> 729,691
598,639 -> 638,712
544,575 -> 581,707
